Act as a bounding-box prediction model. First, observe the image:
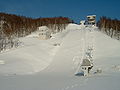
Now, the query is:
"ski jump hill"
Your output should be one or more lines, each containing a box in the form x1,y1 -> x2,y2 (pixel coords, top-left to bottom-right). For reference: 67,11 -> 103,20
0,24 -> 120,90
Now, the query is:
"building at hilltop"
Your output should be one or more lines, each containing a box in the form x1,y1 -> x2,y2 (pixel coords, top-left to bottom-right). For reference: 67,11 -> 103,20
87,15 -> 96,26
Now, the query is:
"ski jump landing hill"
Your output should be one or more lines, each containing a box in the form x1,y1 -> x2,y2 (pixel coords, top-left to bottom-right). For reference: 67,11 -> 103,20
0,24 -> 120,90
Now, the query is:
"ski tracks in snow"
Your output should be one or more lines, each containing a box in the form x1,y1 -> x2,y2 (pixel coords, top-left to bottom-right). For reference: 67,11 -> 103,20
60,78 -> 89,90
73,27 -> 96,74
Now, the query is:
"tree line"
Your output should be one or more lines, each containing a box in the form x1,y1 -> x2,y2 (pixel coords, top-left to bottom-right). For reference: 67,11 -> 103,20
0,12 -> 72,52
97,16 -> 120,39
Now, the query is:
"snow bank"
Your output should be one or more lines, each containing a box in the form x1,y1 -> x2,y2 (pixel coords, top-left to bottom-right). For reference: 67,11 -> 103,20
93,31 -> 120,73
0,37 -> 60,75
66,23 -> 82,30
0,26 -> 70,75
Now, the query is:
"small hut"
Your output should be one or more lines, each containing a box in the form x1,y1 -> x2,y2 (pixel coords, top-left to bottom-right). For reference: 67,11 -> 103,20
37,26 -> 51,40
80,20 -> 86,25
81,58 -> 93,76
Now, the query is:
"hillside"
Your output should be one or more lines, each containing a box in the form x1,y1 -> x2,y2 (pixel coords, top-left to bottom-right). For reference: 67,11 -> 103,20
0,24 -> 120,90
0,13 -> 72,53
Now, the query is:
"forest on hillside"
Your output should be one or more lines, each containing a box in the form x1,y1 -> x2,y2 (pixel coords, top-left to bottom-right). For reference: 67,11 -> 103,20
97,16 -> 120,40
0,12 -> 72,52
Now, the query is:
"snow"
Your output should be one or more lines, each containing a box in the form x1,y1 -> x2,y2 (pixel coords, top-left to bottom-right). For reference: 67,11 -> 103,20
0,31 -> 62,75
0,24 -> 120,90
0,60 -> 5,64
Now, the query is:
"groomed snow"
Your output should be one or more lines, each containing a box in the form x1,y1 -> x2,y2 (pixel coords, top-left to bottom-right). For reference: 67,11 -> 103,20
0,24 -> 120,90
0,29 -> 69,75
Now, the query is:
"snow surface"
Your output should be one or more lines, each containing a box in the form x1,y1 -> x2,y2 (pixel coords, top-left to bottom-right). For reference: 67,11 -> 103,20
0,24 -> 120,90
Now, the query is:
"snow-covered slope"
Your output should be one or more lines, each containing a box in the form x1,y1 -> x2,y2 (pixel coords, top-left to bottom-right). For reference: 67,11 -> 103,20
94,31 -> 120,73
0,24 -> 120,90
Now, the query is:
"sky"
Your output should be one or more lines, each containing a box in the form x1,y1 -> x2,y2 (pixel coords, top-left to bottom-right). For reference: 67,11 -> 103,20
0,0 -> 120,23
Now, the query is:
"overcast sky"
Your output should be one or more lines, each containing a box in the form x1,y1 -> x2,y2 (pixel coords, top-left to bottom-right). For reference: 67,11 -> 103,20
0,0 -> 120,23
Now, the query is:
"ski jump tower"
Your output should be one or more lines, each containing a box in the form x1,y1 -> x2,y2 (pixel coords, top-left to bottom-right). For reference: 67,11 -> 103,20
87,15 -> 96,26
